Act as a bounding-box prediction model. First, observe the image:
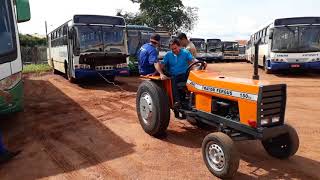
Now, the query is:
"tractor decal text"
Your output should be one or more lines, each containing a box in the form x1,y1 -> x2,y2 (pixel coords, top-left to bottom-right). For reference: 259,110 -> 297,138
187,79 -> 258,101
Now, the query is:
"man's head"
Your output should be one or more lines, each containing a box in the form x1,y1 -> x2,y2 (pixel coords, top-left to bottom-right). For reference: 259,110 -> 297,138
177,33 -> 188,47
169,38 -> 181,55
150,33 -> 161,47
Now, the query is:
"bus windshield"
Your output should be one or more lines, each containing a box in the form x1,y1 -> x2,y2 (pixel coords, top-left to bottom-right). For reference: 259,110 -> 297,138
0,0 -> 16,60
192,40 -> 206,52
207,40 -> 222,52
272,25 -> 320,53
239,46 -> 246,54
160,36 -> 171,51
223,42 -> 239,51
102,27 -> 124,46
77,25 -> 125,53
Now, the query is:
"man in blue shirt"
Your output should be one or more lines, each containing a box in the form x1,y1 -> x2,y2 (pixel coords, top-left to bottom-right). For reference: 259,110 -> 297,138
137,34 -> 163,76
160,39 -> 202,109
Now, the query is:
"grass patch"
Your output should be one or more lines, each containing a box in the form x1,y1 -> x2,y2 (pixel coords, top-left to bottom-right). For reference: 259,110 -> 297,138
23,64 -> 52,73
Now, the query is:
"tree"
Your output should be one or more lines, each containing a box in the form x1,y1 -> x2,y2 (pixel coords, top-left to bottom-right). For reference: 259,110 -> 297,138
19,34 -> 47,47
118,0 -> 198,33
116,10 -> 146,25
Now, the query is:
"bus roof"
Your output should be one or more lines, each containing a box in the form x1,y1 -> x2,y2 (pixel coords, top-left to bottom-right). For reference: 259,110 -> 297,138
73,15 -> 125,26
207,39 -> 221,42
274,17 -> 320,26
127,25 -> 155,31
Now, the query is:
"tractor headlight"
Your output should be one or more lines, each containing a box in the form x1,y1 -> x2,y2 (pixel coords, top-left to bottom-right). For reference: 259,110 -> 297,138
261,118 -> 269,125
272,116 -> 280,123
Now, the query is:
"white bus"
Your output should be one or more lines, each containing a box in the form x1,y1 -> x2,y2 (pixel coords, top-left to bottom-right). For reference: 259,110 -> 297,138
0,0 -> 30,114
190,38 -> 207,61
248,17 -> 320,73
206,39 -> 223,62
156,31 -> 171,59
47,15 -> 129,82
222,41 -> 240,61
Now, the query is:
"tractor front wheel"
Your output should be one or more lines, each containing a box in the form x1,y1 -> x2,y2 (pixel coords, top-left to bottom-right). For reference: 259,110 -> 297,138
136,80 -> 170,137
202,132 -> 239,179
261,124 -> 299,159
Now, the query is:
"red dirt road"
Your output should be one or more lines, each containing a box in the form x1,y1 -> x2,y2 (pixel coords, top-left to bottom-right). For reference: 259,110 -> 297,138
0,63 -> 319,179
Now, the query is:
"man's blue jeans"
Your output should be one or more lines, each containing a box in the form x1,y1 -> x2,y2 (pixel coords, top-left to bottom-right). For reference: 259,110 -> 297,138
171,73 -> 187,105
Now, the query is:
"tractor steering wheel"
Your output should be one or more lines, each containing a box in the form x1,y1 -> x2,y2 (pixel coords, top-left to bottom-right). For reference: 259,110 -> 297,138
186,61 -> 206,78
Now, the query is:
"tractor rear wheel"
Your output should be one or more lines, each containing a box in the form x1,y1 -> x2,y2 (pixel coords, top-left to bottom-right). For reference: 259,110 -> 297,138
136,80 -> 170,137
261,124 -> 299,159
202,132 -> 239,179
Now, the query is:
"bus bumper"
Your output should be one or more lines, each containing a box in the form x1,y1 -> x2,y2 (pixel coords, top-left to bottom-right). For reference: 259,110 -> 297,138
268,61 -> 320,71
0,81 -> 23,115
75,68 -> 130,79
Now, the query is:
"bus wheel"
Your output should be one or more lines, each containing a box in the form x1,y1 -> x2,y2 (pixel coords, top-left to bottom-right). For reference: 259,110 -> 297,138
202,132 -> 239,179
53,69 -> 59,74
65,63 -> 76,83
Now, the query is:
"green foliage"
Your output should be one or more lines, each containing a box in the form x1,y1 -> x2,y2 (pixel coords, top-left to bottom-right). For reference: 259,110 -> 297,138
118,0 -> 198,33
23,64 -> 52,73
19,34 -> 47,47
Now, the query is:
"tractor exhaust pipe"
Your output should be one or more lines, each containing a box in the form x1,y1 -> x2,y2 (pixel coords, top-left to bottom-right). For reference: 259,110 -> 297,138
252,38 -> 261,80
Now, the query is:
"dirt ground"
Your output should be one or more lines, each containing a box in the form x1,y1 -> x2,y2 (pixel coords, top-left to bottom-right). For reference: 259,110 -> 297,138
0,62 -> 319,180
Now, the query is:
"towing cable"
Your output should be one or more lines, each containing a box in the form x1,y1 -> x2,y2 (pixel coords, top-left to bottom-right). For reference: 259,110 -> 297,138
96,71 -> 127,92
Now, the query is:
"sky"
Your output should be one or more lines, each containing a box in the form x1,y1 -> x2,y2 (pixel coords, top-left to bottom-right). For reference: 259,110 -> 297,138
18,0 -> 320,40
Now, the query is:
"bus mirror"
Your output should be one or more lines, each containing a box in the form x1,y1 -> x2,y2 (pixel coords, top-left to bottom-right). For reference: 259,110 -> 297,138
269,30 -> 274,39
16,0 -> 31,23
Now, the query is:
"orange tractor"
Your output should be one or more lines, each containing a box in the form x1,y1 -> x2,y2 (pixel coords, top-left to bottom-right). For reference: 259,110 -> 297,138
136,61 -> 299,178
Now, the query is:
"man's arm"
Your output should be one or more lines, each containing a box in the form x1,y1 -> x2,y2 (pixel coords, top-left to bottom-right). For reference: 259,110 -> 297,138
154,62 -> 168,80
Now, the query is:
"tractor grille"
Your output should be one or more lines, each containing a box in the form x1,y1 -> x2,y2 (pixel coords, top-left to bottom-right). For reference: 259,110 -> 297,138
257,84 -> 286,127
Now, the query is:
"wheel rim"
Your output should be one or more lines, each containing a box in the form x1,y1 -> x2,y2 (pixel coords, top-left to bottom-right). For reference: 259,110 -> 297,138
139,92 -> 153,125
206,142 -> 225,172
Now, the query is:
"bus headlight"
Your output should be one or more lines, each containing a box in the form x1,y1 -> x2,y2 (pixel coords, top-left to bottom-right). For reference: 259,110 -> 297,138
0,72 -> 22,90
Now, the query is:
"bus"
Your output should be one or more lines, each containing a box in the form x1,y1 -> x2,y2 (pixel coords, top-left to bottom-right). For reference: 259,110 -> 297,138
127,25 -> 155,57
0,0 -> 31,114
47,15 -> 129,82
127,25 -> 155,74
247,17 -> 320,73
239,45 -> 246,60
190,38 -> 207,60
206,39 -> 223,62
156,31 -> 171,59
245,38 -> 254,62
222,41 -> 240,61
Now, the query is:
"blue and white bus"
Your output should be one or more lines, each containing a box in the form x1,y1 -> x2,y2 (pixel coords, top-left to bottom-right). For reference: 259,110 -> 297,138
127,25 -> 155,57
249,17 -> 320,73
0,0 -> 30,114
47,15 -> 129,82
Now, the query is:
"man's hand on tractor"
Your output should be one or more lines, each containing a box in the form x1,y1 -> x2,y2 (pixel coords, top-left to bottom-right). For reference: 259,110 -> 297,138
160,73 -> 169,80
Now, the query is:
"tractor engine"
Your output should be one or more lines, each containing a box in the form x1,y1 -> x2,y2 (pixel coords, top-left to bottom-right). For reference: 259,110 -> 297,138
211,98 -> 239,121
